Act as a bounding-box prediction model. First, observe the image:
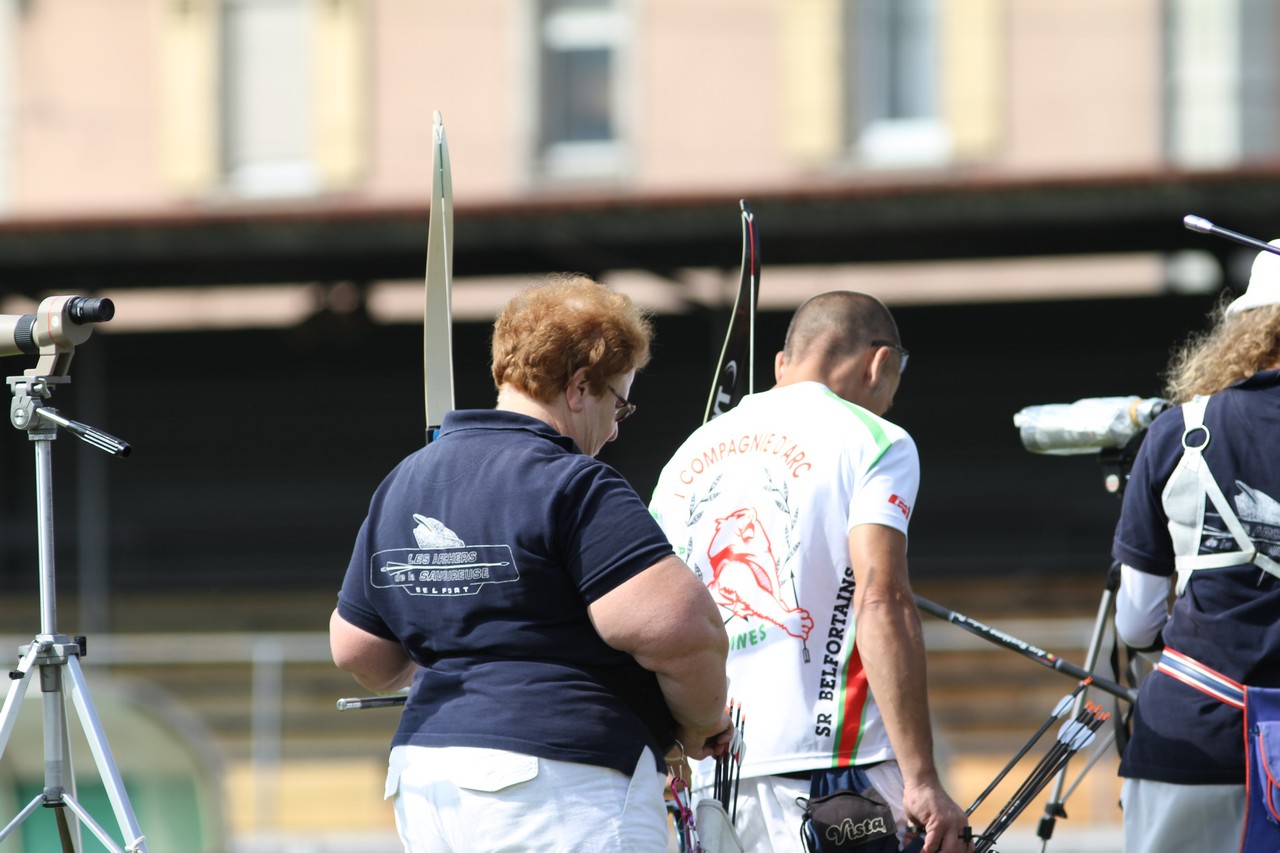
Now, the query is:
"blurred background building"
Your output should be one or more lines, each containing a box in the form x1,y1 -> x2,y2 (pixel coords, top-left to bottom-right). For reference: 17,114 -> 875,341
0,0 -> 1278,850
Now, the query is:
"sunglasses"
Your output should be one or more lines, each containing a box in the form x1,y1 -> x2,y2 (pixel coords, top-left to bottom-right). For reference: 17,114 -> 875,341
870,339 -> 910,374
608,386 -> 637,423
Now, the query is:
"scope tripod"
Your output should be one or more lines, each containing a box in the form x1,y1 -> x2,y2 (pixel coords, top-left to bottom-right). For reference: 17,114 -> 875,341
0,373 -> 145,853
1031,438 -> 1150,851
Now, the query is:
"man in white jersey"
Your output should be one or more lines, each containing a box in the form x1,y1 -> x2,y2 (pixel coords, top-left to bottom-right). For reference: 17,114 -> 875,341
651,292 -> 969,853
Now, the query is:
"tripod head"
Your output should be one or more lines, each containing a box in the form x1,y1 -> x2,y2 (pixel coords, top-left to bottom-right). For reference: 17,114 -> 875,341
7,374 -> 130,457
1098,430 -> 1148,498
0,295 -> 114,378
2,296 -> 130,457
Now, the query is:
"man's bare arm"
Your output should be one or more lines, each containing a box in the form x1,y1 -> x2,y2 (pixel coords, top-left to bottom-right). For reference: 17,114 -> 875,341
850,523 -> 970,853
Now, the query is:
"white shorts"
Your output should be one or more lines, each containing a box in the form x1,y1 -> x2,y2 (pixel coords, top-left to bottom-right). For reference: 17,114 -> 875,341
386,744 -> 669,852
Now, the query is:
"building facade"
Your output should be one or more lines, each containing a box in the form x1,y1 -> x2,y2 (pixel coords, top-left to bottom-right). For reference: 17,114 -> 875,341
0,2 -> 1276,850
4,0 -> 1254,214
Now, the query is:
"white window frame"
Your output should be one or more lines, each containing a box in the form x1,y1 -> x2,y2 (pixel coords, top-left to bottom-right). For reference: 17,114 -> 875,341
1163,0 -> 1280,167
848,0 -> 950,169
220,0 -> 318,197
535,0 -> 629,180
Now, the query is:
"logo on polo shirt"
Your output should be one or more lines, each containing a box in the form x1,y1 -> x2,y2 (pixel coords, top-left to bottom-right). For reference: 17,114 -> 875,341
888,494 -> 911,519
372,515 -> 519,596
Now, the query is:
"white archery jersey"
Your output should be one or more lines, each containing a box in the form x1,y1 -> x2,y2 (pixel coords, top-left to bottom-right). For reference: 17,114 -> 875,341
650,382 -> 918,780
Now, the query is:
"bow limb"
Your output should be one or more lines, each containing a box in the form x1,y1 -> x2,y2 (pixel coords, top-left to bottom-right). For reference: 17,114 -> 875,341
703,199 -> 760,424
424,110 -> 456,444
336,113 -> 455,714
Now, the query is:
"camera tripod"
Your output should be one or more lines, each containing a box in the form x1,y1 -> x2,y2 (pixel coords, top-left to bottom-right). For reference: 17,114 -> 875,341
0,372 -> 146,852
1031,439 -> 1150,851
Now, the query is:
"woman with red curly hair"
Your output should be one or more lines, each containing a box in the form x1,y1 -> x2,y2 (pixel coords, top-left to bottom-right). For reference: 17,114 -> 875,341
331,274 -> 731,852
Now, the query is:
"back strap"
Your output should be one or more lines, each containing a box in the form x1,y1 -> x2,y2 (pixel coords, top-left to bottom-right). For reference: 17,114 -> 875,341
1165,395 -> 1280,594
1156,647 -> 1245,709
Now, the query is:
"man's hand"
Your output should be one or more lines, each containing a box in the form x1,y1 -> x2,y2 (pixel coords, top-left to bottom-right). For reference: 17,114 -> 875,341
903,779 -> 972,853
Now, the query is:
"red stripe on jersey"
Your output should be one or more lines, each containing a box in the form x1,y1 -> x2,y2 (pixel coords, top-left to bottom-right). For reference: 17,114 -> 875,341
835,642 -> 869,765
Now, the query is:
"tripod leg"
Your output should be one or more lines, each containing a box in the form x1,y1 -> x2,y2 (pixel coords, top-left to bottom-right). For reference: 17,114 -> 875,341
61,793 -> 134,853
56,673 -> 85,853
63,656 -> 147,853
55,806 -> 75,852
0,793 -> 47,843
1037,581 -> 1118,850
40,663 -> 83,851
0,642 -> 42,757
0,644 -> 43,844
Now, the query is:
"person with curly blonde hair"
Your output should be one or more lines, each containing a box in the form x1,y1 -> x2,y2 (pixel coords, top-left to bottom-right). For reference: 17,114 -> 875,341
1113,243 -> 1280,853
332,274 -> 731,852
1165,304 -> 1280,403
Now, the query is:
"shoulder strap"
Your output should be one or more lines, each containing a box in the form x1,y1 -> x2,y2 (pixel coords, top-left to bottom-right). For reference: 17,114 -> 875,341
1163,395 -> 1280,594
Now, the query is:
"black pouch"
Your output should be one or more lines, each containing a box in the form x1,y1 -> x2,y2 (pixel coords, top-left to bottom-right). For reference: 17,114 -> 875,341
798,787 -> 897,852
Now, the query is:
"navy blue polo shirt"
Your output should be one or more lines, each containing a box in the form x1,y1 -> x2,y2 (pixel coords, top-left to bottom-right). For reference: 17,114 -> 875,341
1113,370 -> 1280,784
338,409 -> 677,774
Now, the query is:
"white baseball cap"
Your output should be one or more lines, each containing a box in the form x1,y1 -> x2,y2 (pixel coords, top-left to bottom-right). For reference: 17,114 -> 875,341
1228,240 -> 1280,315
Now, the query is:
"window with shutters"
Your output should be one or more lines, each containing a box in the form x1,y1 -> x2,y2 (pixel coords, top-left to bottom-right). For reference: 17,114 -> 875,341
159,0 -> 366,199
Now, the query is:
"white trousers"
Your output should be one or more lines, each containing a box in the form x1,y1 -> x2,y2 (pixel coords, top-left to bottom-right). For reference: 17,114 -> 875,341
1120,777 -> 1245,853
386,744 -> 669,852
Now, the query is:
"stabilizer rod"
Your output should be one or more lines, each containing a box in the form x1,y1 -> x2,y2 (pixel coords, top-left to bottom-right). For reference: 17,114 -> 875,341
915,595 -> 1137,703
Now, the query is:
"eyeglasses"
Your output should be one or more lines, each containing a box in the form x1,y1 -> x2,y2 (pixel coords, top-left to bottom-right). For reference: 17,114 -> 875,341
608,386 -> 637,423
871,339 -> 910,374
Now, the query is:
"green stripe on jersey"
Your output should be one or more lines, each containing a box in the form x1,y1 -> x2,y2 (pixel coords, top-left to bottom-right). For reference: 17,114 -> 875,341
824,388 -> 893,467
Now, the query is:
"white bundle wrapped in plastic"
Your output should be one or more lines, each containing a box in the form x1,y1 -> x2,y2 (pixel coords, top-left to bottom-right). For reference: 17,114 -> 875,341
1013,396 -> 1170,455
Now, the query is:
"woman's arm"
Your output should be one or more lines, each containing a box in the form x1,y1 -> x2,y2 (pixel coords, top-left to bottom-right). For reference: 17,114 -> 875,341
329,608 -> 419,693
